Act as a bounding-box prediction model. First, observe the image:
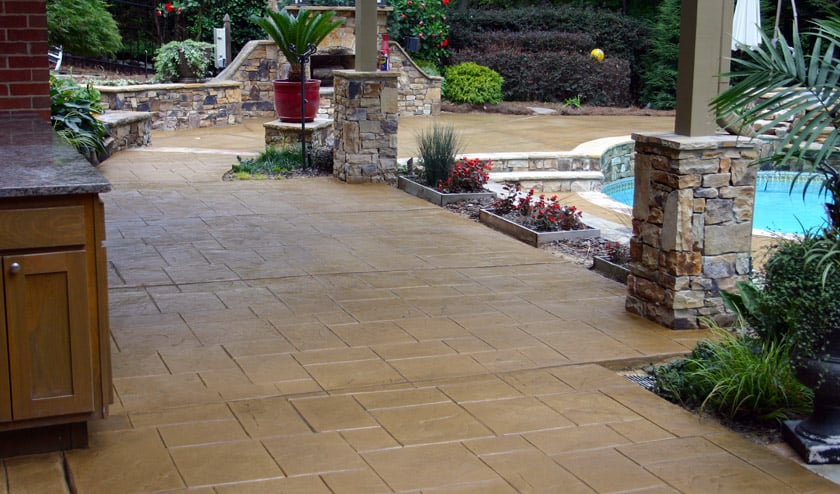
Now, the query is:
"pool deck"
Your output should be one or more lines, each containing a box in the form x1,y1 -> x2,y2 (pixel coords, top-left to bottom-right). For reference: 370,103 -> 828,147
3,114 -> 838,493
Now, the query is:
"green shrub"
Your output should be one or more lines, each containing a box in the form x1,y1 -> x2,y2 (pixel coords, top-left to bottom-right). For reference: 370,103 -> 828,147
50,76 -> 109,164
451,49 -> 631,105
443,62 -> 503,105
414,59 -> 442,77
416,124 -> 463,188
447,6 -> 651,102
653,327 -> 813,422
638,0 -> 680,109
47,0 -> 123,57
232,146 -> 303,177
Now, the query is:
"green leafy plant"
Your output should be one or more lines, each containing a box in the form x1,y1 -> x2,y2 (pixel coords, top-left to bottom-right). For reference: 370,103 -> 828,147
389,0 -> 451,67
437,156 -> 491,193
443,62 -> 503,105
711,15 -> 839,232
653,327 -> 813,422
562,94 -> 582,109
414,59 -> 442,77
232,145 -> 304,178
416,124 -> 463,188
251,7 -> 345,81
153,39 -> 213,83
50,76 -> 109,163
47,0 -> 123,57
638,0 -> 680,109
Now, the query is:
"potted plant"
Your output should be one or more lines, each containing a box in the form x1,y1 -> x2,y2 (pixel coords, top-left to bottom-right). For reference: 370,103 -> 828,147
713,14 -> 840,463
153,39 -> 212,83
252,7 -> 344,122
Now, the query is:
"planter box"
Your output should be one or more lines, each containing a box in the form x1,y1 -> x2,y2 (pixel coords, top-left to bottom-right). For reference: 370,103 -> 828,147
398,176 -> 495,206
479,209 -> 600,247
591,256 -> 630,284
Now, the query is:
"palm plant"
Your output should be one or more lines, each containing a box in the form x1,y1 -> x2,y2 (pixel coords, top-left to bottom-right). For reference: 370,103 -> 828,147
252,8 -> 344,81
711,15 -> 839,230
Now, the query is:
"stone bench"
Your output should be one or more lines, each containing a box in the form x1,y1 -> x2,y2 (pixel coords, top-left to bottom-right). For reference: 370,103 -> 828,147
97,111 -> 152,154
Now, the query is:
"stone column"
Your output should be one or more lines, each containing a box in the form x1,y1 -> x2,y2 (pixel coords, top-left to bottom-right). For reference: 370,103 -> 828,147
332,70 -> 400,184
626,133 -> 763,329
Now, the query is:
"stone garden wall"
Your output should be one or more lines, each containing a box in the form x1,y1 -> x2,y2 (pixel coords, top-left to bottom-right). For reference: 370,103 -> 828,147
97,81 -> 242,131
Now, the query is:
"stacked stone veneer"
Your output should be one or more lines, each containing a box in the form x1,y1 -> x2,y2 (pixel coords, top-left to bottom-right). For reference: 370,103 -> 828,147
626,133 -> 762,329
97,81 -> 241,131
600,142 -> 635,182
333,70 -> 399,184
389,43 -> 442,116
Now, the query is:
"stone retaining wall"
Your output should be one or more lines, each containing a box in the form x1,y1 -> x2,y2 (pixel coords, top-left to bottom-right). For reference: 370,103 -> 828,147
97,111 -> 152,152
97,81 -> 242,131
600,141 -> 635,182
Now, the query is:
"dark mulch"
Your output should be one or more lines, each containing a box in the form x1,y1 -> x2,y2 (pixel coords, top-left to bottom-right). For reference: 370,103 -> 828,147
441,101 -> 675,117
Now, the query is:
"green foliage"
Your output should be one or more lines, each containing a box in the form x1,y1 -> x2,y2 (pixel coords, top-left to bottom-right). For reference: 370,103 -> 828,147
760,236 -> 840,364
442,62 -> 503,104
653,328 -> 813,422
388,0 -> 452,67
50,76 -> 109,163
47,0 -> 122,57
414,59 -> 442,77
563,94 -> 582,109
153,39 -> 213,83
186,0 -> 267,57
416,124 -> 463,187
712,14 -> 839,230
447,6 -> 647,104
638,0 -> 679,109
452,49 -> 632,105
251,8 -> 345,80
232,146 -> 304,177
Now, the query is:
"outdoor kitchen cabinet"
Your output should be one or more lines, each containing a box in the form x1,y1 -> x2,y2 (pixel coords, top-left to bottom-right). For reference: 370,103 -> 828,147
0,131 -> 112,456
0,195 -> 112,435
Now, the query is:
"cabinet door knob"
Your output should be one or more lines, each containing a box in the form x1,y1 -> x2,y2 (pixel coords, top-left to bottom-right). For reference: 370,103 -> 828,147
9,262 -> 21,274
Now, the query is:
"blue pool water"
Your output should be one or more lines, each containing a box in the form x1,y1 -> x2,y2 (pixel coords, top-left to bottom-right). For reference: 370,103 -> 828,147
602,172 -> 829,235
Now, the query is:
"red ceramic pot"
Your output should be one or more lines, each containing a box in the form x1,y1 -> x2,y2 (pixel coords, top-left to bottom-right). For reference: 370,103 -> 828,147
273,79 -> 321,123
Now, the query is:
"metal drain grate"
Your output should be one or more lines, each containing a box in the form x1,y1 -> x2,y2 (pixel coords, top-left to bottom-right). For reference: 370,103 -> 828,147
623,373 -> 656,391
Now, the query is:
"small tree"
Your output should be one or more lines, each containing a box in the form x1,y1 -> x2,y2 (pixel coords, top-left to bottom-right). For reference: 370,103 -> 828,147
639,0 -> 680,109
47,0 -> 122,57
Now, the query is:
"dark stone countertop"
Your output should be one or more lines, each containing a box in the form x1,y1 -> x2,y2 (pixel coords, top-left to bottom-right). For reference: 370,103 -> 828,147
0,119 -> 111,198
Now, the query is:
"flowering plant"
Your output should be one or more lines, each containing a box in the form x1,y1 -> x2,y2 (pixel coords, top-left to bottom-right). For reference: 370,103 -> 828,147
604,241 -> 630,264
154,0 -> 198,43
492,183 -> 584,232
389,0 -> 450,66
437,157 -> 491,193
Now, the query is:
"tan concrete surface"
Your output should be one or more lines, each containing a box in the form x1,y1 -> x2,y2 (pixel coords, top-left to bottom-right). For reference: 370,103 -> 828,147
3,115 -> 834,493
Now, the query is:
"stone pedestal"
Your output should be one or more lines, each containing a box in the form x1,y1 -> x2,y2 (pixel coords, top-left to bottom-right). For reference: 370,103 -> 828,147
264,118 -> 333,150
332,70 -> 400,184
626,133 -> 762,329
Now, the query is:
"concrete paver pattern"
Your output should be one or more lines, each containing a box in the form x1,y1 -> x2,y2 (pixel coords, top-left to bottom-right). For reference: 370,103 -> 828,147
3,116 -> 836,493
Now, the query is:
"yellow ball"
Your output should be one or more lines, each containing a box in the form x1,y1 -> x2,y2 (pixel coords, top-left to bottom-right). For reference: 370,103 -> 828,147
590,48 -> 605,62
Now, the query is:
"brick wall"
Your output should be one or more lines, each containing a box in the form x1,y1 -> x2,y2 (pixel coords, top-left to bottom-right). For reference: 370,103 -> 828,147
0,0 -> 50,121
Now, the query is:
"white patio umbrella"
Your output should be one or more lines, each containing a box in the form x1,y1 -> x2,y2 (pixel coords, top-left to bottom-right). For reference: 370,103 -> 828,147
732,0 -> 763,51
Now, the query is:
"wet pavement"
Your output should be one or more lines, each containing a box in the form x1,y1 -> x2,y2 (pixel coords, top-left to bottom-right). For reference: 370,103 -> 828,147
3,113 -> 838,493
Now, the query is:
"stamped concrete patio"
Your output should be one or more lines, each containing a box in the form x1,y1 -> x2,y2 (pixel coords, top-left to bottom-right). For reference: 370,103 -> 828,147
3,116 -> 838,493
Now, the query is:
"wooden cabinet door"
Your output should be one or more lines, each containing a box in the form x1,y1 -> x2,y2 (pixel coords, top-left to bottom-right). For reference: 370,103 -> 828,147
4,251 -> 94,420
0,273 -> 10,423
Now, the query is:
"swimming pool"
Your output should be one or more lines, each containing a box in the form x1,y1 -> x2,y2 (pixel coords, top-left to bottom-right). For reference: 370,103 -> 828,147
602,171 -> 829,235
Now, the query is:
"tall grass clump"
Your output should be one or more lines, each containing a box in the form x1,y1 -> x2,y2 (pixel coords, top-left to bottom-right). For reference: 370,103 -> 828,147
232,145 -> 303,178
416,124 -> 463,188
653,325 -> 813,423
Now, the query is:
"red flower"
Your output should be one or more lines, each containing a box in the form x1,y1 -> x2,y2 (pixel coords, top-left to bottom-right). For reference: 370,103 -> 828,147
407,0 -> 412,5
442,39 -> 449,47
401,13 -> 406,19
177,7 -> 182,14
443,0 -> 449,5
165,2 -> 173,12
156,9 -> 162,16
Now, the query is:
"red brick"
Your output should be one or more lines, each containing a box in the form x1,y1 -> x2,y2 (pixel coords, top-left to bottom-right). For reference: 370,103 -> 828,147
0,41 -> 30,53
0,15 -> 30,28
7,28 -> 46,42
7,54 -> 47,69
28,13 -> 46,28
0,68 -> 33,81
10,81 -> 47,96
4,2 -> 47,15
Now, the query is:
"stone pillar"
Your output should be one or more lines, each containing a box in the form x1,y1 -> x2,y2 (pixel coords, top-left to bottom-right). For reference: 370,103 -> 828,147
626,133 -> 763,329
333,70 -> 400,184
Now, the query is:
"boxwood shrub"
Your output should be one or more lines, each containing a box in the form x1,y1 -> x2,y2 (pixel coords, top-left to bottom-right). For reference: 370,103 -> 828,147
443,62 -> 504,105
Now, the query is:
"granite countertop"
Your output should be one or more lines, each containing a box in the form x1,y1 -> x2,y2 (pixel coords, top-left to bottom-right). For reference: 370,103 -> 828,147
0,122 -> 111,198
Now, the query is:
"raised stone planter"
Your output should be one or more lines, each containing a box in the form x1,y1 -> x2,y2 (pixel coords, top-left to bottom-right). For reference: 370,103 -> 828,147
398,176 -> 495,206
591,256 -> 630,285
264,118 -> 333,150
479,209 -> 600,247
